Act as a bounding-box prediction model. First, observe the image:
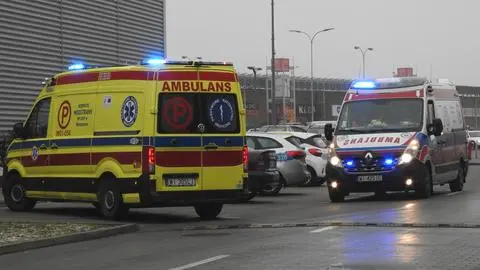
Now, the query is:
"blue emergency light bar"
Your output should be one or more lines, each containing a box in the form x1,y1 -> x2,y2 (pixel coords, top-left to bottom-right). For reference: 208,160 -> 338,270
144,58 -> 167,65
350,77 -> 428,90
68,63 -> 85,70
352,81 -> 376,89
141,58 -> 233,67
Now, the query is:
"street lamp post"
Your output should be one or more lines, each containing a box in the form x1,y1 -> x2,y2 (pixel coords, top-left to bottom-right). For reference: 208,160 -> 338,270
354,46 -> 373,79
290,28 -> 334,122
246,66 -> 262,109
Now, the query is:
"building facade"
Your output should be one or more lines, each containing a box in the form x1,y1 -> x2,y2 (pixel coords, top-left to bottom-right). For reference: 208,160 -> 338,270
0,0 -> 166,132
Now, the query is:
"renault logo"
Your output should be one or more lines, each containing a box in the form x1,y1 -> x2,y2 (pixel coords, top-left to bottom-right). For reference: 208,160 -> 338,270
365,152 -> 373,159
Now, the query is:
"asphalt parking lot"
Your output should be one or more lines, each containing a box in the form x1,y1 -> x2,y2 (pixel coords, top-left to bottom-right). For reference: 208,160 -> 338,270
1,166 -> 480,269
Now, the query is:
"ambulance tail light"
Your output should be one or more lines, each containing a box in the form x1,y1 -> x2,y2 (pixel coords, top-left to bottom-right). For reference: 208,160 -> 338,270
143,146 -> 156,174
243,146 -> 248,171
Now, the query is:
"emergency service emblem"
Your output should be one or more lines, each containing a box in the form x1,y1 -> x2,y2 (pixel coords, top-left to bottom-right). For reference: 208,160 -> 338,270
209,98 -> 234,129
32,146 -> 39,161
121,96 -> 138,127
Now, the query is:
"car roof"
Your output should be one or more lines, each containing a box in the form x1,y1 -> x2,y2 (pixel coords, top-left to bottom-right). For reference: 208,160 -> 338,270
263,131 -> 321,139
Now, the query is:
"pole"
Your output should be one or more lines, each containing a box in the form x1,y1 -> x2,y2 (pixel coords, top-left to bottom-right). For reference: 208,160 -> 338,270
322,78 -> 326,120
265,58 -> 269,125
292,58 -> 296,122
270,0 -> 277,124
310,38 -> 314,122
362,51 -> 366,79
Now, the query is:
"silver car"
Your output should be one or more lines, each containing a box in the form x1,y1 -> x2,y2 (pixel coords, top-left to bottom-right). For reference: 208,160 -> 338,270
246,132 -> 311,195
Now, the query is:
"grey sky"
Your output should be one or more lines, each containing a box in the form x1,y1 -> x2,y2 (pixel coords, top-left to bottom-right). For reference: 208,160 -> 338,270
166,0 -> 480,86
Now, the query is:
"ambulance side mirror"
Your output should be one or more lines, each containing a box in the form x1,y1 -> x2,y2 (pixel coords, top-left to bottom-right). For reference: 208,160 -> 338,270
13,123 -> 27,140
324,124 -> 334,141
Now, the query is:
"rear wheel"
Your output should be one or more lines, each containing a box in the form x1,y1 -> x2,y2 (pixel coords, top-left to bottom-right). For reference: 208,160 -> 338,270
2,174 -> 36,212
194,203 -> 223,220
97,178 -> 129,220
449,165 -> 465,192
416,166 -> 433,199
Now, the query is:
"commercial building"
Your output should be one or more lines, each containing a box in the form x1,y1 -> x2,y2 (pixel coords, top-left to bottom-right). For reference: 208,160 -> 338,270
0,0 -> 166,132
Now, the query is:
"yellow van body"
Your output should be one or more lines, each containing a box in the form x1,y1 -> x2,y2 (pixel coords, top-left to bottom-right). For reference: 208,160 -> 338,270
3,61 -> 248,219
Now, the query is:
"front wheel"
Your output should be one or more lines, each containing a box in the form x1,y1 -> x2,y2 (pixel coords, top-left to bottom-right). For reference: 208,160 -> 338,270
416,167 -> 433,199
194,203 -> 223,220
2,174 -> 36,212
449,165 -> 465,192
328,186 -> 345,203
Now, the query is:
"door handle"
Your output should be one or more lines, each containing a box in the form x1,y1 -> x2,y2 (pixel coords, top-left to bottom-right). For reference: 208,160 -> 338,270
50,143 -> 59,149
39,144 -> 47,150
204,143 -> 219,150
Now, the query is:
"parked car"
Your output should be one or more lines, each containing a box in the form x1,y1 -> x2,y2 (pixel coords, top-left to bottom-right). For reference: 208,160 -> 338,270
246,132 -> 311,195
272,132 -> 328,186
467,130 -> 480,147
255,124 -> 308,133
245,149 -> 280,201
306,121 -> 337,135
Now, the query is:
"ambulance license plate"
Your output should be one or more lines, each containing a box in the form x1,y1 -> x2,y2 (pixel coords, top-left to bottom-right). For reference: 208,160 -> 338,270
357,175 -> 383,182
164,176 -> 197,187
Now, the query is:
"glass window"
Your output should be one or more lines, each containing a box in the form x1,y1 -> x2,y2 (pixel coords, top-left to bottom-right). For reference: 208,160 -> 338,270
25,98 -> 51,139
157,93 -> 240,134
291,126 -> 306,132
285,136 -> 303,148
256,137 -> 283,149
337,99 -> 423,134
309,136 -> 327,148
246,137 -> 257,149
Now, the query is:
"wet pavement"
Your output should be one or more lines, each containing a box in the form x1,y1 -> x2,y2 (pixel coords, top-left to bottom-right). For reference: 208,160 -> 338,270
0,166 -> 480,269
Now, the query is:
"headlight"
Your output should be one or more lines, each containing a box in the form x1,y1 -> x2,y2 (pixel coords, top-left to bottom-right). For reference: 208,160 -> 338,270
330,156 -> 343,167
399,153 -> 413,164
398,139 -> 419,165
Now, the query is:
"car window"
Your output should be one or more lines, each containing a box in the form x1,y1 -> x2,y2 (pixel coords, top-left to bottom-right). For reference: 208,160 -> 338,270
25,98 -> 51,139
308,136 -> 327,148
285,136 -> 303,148
291,126 -> 306,132
157,93 -> 240,134
246,137 -> 257,149
256,137 -> 283,149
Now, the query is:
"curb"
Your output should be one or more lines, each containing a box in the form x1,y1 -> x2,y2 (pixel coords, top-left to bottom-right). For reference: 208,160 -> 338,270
0,223 -> 139,256
182,221 -> 480,231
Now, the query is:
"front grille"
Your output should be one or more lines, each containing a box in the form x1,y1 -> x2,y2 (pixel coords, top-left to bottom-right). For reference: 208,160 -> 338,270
343,157 -> 399,173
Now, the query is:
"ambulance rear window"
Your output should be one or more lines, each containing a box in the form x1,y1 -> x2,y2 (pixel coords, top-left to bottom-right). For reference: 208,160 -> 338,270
157,93 -> 240,134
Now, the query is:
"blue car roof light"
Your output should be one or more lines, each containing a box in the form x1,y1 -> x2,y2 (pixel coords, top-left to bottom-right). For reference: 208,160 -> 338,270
68,63 -> 85,70
352,81 -> 376,89
144,58 -> 167,65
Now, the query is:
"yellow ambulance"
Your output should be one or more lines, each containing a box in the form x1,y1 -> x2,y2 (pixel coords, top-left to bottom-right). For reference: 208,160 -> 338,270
3,59 -> 249,220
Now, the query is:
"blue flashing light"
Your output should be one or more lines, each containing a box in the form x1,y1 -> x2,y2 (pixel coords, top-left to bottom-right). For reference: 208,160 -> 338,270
352,81 -> 376,89
145,58 -> 166,65
384,158 -> 394,166
68,63 -> 85,70
345,160 -> 355,167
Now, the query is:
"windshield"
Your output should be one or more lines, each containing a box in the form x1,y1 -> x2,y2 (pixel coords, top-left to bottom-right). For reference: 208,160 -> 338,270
469,131 -> 480,137
336,98 -> 423,134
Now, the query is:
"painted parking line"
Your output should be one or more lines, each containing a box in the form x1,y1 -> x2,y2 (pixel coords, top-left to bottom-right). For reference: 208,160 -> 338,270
310,226 -> 337,233
168,255 -> 230,270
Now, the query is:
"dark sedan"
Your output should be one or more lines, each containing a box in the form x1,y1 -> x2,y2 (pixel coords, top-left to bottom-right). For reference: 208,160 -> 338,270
244,149 -> 280,201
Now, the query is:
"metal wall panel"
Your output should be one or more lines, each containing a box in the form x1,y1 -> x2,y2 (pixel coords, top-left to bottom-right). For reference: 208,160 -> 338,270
0,0 -> 165,133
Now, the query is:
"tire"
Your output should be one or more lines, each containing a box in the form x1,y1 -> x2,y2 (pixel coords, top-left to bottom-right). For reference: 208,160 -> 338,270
301,166 -> 316,187
328,186 -> 345,203
194,203 -> 223,220
449,165 -> 465,192
96,178 -> 129,220
2,174 -> 36,212
239,191 -> 257,202
416,166 -> 433,199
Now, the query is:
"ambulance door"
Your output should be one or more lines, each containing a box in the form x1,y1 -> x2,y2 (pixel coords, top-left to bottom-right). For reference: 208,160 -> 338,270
427,100 -> 447,183
156,92 -> 203,192
201,91 -> 244,191
21,97 -> 52,191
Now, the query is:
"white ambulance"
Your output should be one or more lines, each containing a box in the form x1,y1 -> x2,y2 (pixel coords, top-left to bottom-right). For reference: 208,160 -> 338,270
324,77 -> 469,202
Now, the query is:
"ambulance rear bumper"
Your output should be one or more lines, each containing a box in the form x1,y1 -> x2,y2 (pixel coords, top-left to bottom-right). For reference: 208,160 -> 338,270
129,174 -> 249,206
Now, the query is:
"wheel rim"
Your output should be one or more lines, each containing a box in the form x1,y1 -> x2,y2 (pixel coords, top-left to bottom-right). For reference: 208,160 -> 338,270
104,190 -> 116,211
10,184 -> 25,203
262,184 -> 278,193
